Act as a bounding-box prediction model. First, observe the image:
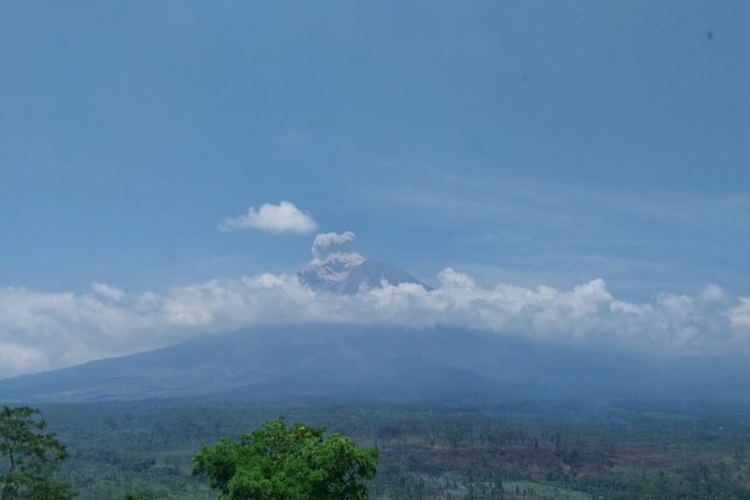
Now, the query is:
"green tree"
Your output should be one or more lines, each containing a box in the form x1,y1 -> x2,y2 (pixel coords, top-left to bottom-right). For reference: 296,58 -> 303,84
193,416 -> 378,500
0,406 -> 76,500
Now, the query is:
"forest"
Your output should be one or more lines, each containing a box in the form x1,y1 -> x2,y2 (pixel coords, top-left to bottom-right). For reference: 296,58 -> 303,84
4,399 -> 750,500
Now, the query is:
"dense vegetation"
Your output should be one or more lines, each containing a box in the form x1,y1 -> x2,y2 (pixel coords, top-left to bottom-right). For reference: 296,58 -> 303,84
193,416 -> 378,500
3,401 -> 745,500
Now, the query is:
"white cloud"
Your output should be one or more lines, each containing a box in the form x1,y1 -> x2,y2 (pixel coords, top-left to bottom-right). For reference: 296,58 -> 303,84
1,272 -> 749,378
91,282 -> 126,301
729,298 -> 750,332
701,284 -> 727,303
0,342 -> 48,375
219,201 -> 317,234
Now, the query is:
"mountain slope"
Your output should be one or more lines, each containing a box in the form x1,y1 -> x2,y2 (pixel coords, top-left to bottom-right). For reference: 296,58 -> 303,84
2,325 -> 749,410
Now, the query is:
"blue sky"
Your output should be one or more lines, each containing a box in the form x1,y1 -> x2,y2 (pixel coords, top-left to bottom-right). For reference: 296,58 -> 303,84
1,2 -> 750,375
2,0 -> 749,298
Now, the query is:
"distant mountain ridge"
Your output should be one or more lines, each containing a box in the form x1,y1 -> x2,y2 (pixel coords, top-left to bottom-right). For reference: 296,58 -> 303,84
1,325 -> 748,412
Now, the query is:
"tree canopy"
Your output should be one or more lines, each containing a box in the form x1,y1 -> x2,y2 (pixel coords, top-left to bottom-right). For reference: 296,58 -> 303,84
0,405 -> 76,500
193,416 -> 378,500
122,492 -> 149,500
